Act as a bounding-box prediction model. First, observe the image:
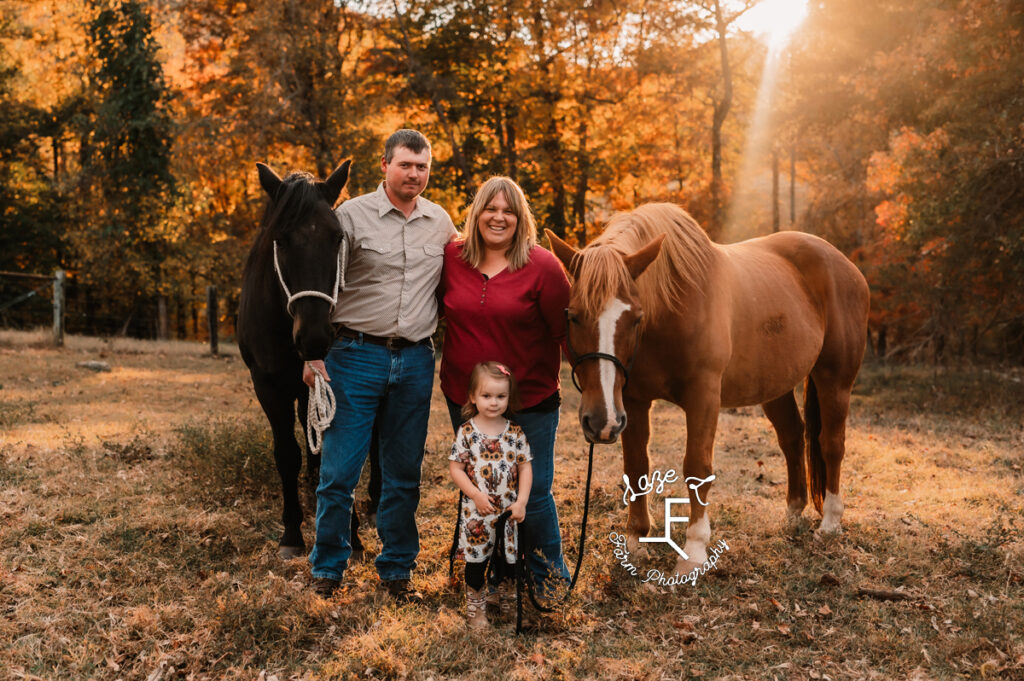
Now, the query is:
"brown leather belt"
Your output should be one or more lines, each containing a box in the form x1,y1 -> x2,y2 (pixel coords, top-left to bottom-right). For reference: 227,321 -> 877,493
334,325 -> 428,350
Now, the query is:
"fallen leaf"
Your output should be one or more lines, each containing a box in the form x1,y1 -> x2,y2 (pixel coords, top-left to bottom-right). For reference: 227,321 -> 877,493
777,624 -> 791,635
818,604 -> 833,616
530,654 -> 545,665
770,597 -> 785,611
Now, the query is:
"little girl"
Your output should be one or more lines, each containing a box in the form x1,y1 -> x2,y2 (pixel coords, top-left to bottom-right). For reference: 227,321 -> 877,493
449,361 -> 533,629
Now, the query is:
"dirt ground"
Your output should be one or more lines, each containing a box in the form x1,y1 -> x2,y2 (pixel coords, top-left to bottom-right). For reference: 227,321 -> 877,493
1,330 -> 1022,680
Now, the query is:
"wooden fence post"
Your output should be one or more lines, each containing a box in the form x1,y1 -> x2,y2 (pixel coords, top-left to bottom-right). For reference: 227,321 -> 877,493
206,285 -> 218,356
52,269 -> 65,347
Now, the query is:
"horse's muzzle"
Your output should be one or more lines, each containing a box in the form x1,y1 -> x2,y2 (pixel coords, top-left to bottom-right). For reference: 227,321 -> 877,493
581,411 -> 627,444
292,317 -> 334,361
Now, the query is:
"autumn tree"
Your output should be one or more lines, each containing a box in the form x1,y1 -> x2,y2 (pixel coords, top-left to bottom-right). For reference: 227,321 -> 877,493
69,0 -> 176,337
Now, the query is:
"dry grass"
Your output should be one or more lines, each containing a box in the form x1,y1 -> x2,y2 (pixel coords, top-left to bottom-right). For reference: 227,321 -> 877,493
1,335 -> 1022,680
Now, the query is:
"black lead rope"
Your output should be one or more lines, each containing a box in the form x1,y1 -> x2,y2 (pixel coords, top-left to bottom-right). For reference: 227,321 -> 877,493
447,441 -> 596,634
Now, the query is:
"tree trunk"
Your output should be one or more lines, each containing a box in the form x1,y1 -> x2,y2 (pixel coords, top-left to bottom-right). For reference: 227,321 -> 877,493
157,295 -> 168,340
772,148 -> 780,232
709,0 -> 733,241
789,144 -> 796,225
573,116 -> 590,245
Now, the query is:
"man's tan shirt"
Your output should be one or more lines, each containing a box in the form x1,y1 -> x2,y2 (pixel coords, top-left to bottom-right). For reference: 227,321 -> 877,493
332,183 -> 457,341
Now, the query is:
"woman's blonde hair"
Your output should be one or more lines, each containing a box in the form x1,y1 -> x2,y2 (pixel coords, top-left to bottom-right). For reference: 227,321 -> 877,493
461,176 -> 537,271
461,361 -> 522,420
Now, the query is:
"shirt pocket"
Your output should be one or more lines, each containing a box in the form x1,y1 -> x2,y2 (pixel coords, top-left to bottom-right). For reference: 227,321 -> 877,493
423,243 -> 444,257
361,241 -> 392,255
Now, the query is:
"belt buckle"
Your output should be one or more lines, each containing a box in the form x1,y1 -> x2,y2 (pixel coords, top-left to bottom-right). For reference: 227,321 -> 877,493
385,337 -> 397,351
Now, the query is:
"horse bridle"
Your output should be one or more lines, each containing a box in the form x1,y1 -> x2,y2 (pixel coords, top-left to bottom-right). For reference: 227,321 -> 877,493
564,308 -> 641,392
272,237 -> 347,317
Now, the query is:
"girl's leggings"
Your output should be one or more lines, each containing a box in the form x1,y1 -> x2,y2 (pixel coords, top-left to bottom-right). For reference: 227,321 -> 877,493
465,557 -> 514,590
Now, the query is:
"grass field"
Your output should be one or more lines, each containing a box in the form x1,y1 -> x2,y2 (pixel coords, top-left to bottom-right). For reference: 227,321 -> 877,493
1,330 -> 1022,680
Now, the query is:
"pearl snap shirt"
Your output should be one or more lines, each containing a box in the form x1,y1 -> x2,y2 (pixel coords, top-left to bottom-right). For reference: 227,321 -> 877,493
332,183 -> 457,341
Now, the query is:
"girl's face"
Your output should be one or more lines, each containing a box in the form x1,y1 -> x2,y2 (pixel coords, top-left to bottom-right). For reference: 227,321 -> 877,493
476,191 -> 518,252
470,374 -> 510,420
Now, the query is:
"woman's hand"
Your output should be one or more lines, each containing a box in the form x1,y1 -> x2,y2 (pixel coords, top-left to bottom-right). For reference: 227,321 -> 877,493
474,492 -> 497,515
303,360 -> 329,388
509,499 -> 527,523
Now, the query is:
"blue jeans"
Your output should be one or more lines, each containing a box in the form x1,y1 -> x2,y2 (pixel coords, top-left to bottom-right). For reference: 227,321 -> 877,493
446,398 -> 570,592
311,337 -> 434,582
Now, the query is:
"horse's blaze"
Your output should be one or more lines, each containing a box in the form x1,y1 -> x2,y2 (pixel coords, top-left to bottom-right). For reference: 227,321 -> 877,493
596,298 -> 631,440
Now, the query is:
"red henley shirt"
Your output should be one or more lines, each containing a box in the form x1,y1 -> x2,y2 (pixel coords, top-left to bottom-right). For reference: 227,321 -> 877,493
440,241 -> 570,409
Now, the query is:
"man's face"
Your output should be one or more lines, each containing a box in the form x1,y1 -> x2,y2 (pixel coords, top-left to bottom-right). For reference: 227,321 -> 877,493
381,145 -> 431,203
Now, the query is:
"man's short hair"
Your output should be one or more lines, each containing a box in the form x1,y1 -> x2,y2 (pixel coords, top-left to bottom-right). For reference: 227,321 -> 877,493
384,129 -> 431,162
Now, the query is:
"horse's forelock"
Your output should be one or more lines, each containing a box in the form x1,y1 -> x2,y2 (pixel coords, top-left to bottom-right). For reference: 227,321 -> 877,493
574,247 -> 635,321
259,172 -> 330,238
578,204 -> 713,324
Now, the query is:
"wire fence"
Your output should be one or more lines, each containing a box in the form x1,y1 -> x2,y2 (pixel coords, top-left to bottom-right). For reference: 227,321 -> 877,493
0,271 -> 235,350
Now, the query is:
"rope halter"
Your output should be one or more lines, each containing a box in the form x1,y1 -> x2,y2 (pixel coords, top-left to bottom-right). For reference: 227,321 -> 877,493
272,238 -> 346,317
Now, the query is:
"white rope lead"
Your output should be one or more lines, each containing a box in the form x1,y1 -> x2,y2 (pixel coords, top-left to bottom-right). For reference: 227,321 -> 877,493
306,363 -> 335,455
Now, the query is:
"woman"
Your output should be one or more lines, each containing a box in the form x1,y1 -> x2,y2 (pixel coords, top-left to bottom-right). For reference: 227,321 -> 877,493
440,176 -> 571,594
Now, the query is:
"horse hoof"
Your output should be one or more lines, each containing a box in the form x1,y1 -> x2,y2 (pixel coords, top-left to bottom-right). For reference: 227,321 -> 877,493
350,548 -> 366,564
625,535 -> 646,557
673,557 -> 704,578
279,545 -> 305,560
786,512 -> 810,532
813,524 -> 842,539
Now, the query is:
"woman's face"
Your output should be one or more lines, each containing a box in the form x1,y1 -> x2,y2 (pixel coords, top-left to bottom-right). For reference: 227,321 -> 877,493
477,191 -> 518,252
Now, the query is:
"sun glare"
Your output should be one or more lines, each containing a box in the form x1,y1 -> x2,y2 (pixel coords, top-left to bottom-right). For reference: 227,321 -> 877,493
737,0 -> 808,50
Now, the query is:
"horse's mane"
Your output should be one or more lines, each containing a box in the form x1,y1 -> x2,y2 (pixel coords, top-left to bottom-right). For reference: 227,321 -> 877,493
573,203 -> 713,323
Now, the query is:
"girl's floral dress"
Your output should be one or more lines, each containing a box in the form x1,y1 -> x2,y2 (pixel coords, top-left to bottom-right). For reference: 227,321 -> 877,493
449,418 -> 532,563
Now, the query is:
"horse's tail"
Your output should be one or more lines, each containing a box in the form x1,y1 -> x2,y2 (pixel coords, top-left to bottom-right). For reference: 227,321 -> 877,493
804,375 -> 826,515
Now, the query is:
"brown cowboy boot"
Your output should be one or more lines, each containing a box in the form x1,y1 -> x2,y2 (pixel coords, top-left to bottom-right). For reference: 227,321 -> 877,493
497,579 -> 515,619
466,586 -> 490,630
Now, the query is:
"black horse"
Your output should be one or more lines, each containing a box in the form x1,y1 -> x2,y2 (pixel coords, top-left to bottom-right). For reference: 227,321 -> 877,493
238,160 -> 378,559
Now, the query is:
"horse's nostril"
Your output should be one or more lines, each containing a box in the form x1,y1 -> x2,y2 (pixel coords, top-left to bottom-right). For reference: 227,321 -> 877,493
616,414 -> 627,430
581,414 -> 593,433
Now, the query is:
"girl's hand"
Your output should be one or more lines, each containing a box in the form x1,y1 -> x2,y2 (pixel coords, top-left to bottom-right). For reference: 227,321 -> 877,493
509,500 -> 526,522
474,492 -> 497,514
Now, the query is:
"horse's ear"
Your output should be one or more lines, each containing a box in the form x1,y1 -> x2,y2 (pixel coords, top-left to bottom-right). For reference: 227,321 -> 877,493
323,159 -> 351,206
545,229 -> 581,279
623,234 -> 665,280
256,162 -> 283,200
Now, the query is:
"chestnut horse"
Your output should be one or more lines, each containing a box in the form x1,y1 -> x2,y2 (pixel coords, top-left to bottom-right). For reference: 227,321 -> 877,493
545,204 -> 869,575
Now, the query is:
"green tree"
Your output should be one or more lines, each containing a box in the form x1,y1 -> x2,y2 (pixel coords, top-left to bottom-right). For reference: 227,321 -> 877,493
74,0 -> 176,337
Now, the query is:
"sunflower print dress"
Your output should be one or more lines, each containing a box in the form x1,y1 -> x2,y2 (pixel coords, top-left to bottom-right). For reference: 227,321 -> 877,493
449,419 -> 532,563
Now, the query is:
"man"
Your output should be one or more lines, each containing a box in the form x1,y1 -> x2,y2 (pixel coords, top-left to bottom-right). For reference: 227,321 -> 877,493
305,129 -> 456,601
